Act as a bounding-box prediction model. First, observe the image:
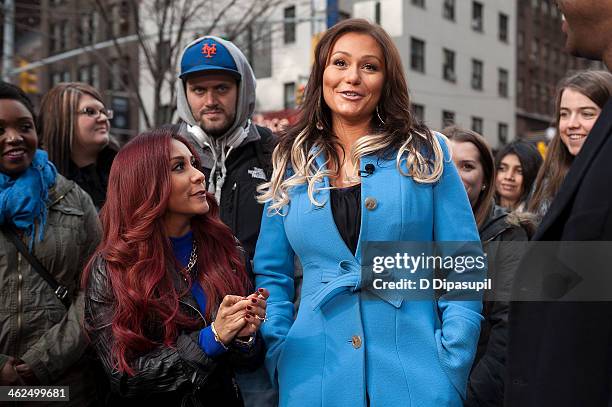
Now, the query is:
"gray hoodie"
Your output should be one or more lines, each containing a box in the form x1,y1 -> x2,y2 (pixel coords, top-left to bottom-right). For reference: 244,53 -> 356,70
176,35 -> 261,202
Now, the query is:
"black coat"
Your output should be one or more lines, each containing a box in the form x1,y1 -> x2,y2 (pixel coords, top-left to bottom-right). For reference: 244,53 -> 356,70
465,206 -> 531,407
84,256 -> 263,407
505,98 -> 612,406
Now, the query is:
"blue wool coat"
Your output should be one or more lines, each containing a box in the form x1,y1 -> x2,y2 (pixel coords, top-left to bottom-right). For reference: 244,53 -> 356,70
254,136 -> 483,407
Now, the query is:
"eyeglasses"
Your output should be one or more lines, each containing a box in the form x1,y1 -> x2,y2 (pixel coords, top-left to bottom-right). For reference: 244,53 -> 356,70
78,107 -> 114,120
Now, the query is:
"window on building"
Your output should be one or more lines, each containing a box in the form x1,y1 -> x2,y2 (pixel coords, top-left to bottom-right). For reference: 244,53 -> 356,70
284,82 -> 296,109
517,79 -> 524,98
91,65 -> 100,89
471,117 -> 483,135
499,13 -> 508,42
498,123 -> 509,145
412,0 -> 425,8
51,23 -> 61,52
111,1 -> 130,38
284,5 -> 296,44
410,37 -> 425,73
442,48 -> 456,82
51,71 -> 62,86
375,1 -> 381,24
412,103 -> 425,122
78,65 -> 91,84
472,1 -> 483,32
531,39 -> 539,61
443,0 -> 455,21
498,68 -> 509,98
81,14 -> 94,44
471,59 -> 483,90
61,24 -> 69,50
442,110 -> 455,127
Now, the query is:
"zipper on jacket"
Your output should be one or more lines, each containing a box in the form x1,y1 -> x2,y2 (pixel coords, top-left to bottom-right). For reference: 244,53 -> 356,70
178,299 -> 207,325
16,253 -> 23,350
231,182 -> 239,233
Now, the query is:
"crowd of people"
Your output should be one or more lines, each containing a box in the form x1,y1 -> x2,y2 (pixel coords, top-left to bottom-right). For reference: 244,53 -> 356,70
1,0 -> 612,405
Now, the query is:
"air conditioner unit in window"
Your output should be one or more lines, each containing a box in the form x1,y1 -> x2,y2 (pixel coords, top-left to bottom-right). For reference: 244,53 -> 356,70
472,77 -> 482,89
471,18 -> 482,31
444,68 -> 456,82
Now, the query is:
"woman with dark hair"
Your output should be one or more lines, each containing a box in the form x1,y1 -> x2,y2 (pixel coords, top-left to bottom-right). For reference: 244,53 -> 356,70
255,19 -> 483,406
495,141 -> 542,211
0,81 -> 101,405
445,126 -> 534,407
83,129 -> 266,406
39,82 -> 117,210
529,70 -> 612,217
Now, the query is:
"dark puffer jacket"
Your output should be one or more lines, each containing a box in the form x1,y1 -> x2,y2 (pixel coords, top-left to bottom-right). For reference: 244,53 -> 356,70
465,205 -> 536,407
84,255 -> 263,407
0,175 -> 101,407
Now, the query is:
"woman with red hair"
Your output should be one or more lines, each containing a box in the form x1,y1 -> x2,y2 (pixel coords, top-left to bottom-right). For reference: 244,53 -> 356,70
83,127 -> 267,406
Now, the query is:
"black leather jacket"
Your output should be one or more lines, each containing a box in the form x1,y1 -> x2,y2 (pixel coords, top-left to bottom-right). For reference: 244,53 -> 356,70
84,255 -> 263,407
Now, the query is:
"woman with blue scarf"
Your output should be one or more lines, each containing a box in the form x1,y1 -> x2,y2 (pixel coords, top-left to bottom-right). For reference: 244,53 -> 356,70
0,82 -> 102,406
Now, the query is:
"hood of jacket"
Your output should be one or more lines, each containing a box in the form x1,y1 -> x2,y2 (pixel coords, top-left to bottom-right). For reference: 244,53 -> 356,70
479,204 -> 538,242
175,35 -> 261,201
176,35 -> 260,146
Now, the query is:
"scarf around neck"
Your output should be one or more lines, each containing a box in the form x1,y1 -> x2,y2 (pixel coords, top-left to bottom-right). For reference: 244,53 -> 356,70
0,150 -> 58,247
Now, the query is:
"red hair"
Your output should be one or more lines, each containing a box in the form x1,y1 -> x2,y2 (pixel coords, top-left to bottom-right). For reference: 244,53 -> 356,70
83,128 -> 249,375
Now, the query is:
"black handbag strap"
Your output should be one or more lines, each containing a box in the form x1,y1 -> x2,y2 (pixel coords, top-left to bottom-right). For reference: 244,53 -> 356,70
1,224 -> 71,308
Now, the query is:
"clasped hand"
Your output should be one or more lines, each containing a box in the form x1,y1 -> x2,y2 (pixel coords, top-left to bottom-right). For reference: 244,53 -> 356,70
212,288 -> 269,346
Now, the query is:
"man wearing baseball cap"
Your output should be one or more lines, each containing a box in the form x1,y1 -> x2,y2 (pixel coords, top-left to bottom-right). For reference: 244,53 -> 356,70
176,36 -> 275,261
176,36 -> 277,406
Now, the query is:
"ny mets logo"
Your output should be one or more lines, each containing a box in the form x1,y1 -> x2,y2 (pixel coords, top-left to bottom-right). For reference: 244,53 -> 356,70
201,42 -> 217,58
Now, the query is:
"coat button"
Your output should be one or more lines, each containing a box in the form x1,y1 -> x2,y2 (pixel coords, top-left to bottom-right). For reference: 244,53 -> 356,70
351,335 -> 362,349
364,197 -> 377,210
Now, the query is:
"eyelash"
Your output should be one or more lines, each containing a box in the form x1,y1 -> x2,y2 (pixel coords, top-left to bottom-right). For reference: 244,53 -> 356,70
332,59 -> 378,71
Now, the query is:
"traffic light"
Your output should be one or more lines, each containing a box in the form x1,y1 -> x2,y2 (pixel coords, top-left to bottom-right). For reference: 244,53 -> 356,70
295,84 -> 305,106
18,60 -> 38,94
537,141 -> 548,159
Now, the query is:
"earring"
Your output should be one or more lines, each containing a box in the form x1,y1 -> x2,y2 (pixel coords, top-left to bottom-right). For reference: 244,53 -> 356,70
481,184 -> 487,191
316,121 -> 324,131
376,105 -> 386,125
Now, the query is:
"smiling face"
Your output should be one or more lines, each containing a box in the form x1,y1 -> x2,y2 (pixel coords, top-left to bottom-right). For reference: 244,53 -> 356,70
0,99 -> 38,176
496,153 -> 523,208
74,94 -> 110,156
164,139 -> 209,236
449,140 -> 485,208
185,72 -> 238,138
558,87 -> 602,156
322,32 -> 385,128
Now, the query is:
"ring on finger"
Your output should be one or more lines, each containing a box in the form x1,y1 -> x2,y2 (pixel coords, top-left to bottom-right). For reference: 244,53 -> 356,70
255,314 -> 268,322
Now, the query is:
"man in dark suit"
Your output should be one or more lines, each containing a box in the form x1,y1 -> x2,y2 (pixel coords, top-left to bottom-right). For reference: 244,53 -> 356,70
505,1 -> 612,406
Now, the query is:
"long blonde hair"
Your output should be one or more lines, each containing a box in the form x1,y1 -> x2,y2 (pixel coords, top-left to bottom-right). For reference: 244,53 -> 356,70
257,19 -> 444,213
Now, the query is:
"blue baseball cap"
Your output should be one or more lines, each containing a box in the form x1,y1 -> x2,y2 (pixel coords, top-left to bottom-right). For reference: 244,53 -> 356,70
179,37 -> 241,79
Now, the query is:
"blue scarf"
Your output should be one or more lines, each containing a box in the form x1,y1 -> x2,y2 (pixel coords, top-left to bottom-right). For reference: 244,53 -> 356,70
0,150 -> 57,248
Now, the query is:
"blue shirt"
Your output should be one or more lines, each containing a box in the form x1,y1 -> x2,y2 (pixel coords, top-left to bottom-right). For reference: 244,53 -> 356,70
170,231 -> 226,357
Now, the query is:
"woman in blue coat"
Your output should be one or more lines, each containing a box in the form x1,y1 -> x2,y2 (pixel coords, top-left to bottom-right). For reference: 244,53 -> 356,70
254,19 -> 483,407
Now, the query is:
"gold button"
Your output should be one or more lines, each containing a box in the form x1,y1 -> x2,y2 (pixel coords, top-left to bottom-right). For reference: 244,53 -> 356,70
351,335 -> 362,349
364,197 -> 377,210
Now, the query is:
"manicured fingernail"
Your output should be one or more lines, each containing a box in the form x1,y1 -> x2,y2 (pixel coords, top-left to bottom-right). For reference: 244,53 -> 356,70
245,314 -> 252,319
258,288 -> 264,293
247,305 -> 253,311
251,298 -> 257,303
